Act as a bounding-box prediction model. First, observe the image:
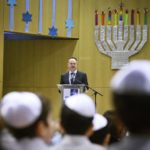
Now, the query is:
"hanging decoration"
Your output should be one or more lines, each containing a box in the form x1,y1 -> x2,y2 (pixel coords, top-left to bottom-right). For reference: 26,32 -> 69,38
66,0 -> 74,37
38,0 -> 43,33
22,0 -> 32,32
94,2 -> 148,69
49,0 -> 58,36
7,0 -> 17,31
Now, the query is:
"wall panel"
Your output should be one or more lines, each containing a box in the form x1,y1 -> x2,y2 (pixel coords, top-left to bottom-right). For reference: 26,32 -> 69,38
0,0 -> 4,97
3,0 -> 150,117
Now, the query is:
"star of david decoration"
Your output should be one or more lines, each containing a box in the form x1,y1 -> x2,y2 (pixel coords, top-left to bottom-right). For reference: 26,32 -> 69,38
22,11 -> 32,24
49,26 -> 58,36
7,0 -> 16,6
65,19 -> 74,29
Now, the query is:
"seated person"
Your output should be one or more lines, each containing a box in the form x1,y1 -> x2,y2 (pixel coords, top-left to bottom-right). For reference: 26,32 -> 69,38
52,94 -> 106,150
89,113 -> 108,146
0,91 -> 52,150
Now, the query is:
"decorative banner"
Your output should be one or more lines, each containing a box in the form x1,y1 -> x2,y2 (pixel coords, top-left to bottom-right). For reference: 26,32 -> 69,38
49,0 -> 58,36
66,0 -> 74,37
94,3 -> 148,69
7,0 -> 17,31
38,0 -> 43,33
22,0 -> 32,32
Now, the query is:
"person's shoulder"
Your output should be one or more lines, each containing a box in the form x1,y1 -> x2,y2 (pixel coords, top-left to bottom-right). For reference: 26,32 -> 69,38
90,143 -> 106,150
107,141 -> 127,150
77,71 -> 87,75
61,72 -> 69,76
51,144 -> 62,150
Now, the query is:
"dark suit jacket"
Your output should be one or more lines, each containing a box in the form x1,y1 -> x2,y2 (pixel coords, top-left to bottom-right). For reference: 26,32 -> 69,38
60,71 -> 88,88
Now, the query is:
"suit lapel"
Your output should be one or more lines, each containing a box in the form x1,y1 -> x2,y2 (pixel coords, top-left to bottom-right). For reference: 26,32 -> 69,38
74,71 -> 80,84
66,72 -> 70,84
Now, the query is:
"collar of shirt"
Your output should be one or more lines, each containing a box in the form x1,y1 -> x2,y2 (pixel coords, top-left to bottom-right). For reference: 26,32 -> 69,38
69,70 -> 77,84
69,70 -> 77,74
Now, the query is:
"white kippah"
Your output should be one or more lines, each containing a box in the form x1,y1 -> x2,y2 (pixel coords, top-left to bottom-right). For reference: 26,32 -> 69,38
0,92 -> 42,128
92,113 -> 107,131
65,94 -> 95,117
111,60 -> 150,94
65,94 -> 107,130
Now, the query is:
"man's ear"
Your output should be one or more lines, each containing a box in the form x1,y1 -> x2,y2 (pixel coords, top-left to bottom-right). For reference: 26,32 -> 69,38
85,126 -> 94,137
36,121 -> 46,137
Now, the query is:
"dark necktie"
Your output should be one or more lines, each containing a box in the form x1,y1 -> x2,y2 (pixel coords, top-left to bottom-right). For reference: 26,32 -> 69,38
71,73 -> 75,84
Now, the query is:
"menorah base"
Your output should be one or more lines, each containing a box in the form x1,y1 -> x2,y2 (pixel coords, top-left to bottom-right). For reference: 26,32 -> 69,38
111,55 -> 129,69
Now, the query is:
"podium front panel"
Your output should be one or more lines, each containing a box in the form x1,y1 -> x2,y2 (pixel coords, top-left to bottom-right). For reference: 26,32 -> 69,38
57,84 -> 85,101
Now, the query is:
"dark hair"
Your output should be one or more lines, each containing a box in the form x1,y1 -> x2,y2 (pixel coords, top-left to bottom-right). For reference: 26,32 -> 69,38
89,125 -> 109,145
90,110 -> 121,145
6,94 -> 51,140
113,93 -> 150,134
103,110 -> 123,144
60,105 -> 93,135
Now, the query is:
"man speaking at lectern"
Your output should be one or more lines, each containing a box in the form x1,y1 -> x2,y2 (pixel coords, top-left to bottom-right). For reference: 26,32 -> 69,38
60,57 -> 88,90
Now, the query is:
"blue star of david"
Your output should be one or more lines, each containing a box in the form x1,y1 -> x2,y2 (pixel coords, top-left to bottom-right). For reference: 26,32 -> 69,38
22,11 -> 32,24
49,26 -> 58,36
7,0 -> 16,6
65,19 -> 74,29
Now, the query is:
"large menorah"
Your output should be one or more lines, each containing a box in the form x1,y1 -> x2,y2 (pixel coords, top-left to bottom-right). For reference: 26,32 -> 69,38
95,8 -> 148,69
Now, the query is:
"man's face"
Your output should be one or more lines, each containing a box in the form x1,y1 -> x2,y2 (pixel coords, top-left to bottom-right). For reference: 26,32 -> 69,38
68,58 -> 77,72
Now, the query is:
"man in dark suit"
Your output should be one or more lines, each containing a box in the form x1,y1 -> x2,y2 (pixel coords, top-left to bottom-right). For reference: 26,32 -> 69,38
60,57 -> 88,89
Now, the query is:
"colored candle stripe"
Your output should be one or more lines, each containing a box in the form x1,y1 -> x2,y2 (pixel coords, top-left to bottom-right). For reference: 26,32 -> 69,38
136,10 -> 140,25
101,11 -> 105,25
124,9 -> 129,25
95,10 -> 98,25
114,9 -> 118,25
108,10 -> 111,25
144,8 -> 148,25
131,9 -> 134,25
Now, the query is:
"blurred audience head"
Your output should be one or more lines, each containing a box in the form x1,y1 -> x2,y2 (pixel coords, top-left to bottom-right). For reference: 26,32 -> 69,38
89,113 -> 108,146
111,60 -> 150,135
103,110 -> 127,144
60,94 -> 102,136
0,91 -> 52,143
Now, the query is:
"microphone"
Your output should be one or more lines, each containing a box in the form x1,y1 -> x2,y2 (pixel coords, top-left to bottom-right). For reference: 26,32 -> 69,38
74,78 -> 89,90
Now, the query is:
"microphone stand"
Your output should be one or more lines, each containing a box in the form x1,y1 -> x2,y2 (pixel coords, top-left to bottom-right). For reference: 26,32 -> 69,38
74,78 -> 103,106
86,85 -> 103,106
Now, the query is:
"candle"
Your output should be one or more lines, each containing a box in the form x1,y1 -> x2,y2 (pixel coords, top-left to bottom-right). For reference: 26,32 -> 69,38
114,9 -> 118,25
144,8 -> 148,25
101,11 -> 105,25
124,9 -> 129,25
131,9 -> 134,25
95,10 -> 98,25
136,10 -> 140,25
119,11 -> 123,21
108,10 -> 112,25
119,2 -> 123,21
